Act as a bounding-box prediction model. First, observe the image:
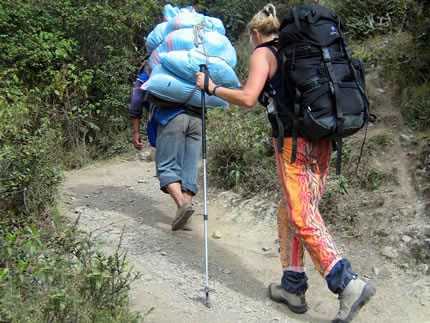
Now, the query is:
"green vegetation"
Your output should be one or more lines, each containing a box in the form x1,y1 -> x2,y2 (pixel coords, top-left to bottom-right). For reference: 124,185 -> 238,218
207,106 -> 277,196
359,167 -> 398,191
330,0 -> 430,197
0,0 -> 161,320
0,0 -> 162,215
0,220 -> 140,322
411,136 -> 430,198
368,133 -> 394,148
324,0 -> 410,39
329,0 -> 430,131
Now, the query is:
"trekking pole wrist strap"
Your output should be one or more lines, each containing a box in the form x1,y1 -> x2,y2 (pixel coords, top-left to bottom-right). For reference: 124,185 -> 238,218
204,68 -> 212,96
212,85 -> 221,96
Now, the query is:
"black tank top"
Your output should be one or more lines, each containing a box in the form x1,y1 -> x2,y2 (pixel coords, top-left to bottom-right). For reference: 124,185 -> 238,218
257,44 -> 282,108
256,41 -> 292,138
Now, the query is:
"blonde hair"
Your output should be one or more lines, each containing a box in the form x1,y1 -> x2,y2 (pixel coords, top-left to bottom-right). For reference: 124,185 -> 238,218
247,4 -> 280,37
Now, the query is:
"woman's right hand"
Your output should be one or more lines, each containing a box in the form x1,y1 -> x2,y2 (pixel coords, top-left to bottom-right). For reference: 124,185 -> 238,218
195,72 -> 215,94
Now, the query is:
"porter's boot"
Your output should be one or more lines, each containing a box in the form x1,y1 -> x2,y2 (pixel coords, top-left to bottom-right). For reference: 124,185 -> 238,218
182,216 -> 193,231
172,203 -> 194,231
332,278 -> 376,323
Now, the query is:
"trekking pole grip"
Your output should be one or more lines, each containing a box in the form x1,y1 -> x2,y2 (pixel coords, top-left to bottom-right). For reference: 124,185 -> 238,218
200,64 -> 212,96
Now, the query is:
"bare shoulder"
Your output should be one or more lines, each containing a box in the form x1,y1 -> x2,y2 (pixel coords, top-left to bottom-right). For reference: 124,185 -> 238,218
251,46 -> 277,63
250,47 -> 273,66
250,46 -> 278,75
252,46 -> 274,57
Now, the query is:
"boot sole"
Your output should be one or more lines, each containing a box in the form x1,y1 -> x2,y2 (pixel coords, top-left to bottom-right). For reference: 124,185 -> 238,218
332,282 -> 376,323
172,206 -> 194,231
268,283 -> 308,314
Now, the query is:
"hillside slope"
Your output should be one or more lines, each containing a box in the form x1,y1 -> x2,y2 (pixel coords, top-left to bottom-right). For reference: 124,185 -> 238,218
60,69 -> 430,322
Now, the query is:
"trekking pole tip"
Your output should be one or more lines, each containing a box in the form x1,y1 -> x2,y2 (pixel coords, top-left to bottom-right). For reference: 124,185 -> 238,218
205,292 -> 211,308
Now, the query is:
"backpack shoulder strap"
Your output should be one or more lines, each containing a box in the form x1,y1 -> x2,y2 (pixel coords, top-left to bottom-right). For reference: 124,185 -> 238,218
265,45 -> 279,60
292,7 -> 301,30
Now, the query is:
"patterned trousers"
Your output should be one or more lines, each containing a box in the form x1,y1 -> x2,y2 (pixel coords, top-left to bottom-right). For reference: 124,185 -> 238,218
274,137 -> 342,277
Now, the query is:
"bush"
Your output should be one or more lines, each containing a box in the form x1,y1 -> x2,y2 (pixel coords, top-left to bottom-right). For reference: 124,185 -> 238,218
380,1 -> 430,130
0,0 -> 161,320
0,0 -> 162,215
0,221 -> 141,322
207,106 -> 278,196
401,84 -> 430,130
0,73 -> 63,216
371,15 -> 430,130
324,0 -> 410,39
411,138 -> 430,198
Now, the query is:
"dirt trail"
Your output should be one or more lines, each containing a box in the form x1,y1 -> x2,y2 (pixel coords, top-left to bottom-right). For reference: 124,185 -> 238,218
60,71 -> 429,322
60,159 -> 428,323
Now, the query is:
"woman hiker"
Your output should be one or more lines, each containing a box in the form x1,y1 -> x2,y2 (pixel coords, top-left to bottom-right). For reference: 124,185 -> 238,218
195,4 -> 375,323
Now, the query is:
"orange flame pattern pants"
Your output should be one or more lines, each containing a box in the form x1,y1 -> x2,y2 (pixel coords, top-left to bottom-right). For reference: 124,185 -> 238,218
274,137 -> 342,277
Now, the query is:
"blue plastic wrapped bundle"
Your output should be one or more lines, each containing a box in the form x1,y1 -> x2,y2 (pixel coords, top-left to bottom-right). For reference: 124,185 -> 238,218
142,65 -> 228,109
149,28 -> 196,67
162,4 -> 180,21
146,22 -> 168,53
159,50 -> 239,88
203,16 -> 225,36
146,6 -> 226,53
144,4 -> 237,109
164,10 -> 225,37
201,30 -> 236,67
149,28 -> 237,69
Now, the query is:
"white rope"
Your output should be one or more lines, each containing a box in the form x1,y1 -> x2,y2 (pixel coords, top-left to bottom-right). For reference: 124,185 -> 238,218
182,22 -> 210,107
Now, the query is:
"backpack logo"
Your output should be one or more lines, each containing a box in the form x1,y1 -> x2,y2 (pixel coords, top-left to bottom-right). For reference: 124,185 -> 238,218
330,25 -> 339,36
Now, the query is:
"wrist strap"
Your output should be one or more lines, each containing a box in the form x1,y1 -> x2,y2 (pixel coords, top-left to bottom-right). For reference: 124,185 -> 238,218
213,85 -> 222,96
204,70 -> 212,96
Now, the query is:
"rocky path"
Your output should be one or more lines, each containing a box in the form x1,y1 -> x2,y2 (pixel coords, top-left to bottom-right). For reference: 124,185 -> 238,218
60,153 -> 429,323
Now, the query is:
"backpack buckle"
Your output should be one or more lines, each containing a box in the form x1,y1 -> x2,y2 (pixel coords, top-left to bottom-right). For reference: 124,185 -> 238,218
322,47 -> 331,62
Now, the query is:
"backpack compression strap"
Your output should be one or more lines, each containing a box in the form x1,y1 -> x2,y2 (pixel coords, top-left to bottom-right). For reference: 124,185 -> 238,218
322,47 -> 344,175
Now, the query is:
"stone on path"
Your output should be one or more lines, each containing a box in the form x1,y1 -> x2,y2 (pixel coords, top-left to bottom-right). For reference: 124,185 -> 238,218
212,230 -> 222,239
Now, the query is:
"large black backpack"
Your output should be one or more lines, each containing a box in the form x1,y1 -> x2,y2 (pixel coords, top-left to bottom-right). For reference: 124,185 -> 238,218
274,4 -> 370,174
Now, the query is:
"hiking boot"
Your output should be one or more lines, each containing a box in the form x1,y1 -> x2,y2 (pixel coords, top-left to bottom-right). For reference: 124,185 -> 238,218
182,217 -> 193,231
172,203 -> 194,231
332,278 -> 376,323
268,283 -> 308,314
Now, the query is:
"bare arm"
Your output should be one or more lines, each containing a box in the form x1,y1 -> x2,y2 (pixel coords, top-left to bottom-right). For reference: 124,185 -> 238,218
196,48 -> 271,108
132,117 -> 142,150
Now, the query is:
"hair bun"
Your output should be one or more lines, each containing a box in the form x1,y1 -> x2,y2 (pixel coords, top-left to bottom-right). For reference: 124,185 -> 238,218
264,4 -> 276,17
263,9 -> 271,17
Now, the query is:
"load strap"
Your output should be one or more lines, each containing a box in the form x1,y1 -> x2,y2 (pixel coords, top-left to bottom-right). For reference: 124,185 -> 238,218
290,89 -> 301,164
184,23 -> 211,104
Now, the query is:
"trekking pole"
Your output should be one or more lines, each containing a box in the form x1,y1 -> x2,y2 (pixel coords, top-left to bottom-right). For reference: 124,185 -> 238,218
199,64 -> 210,308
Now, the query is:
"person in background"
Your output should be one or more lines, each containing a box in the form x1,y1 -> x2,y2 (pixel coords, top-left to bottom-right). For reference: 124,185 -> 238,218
130,55 -> 202,231
195,4 -> 375,323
